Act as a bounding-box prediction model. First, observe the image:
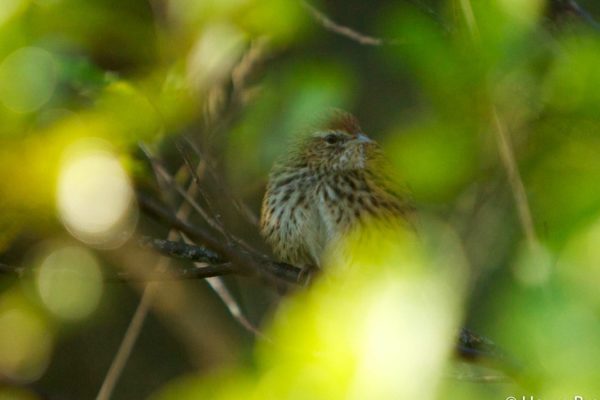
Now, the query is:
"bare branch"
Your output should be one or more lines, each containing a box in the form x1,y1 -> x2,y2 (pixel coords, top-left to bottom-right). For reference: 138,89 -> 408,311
231,38 -> 269,99
138,196 -> 305,285
141,147 -> 230,241
203,275 -> 268,339
142,143 -> 273,339
302,1 -> 391,46
179,233 -> 268,339
138,191 -> 220,249
0,258 -> 238,282
457,0 -> 539,249
150,153 -> 262,257
174,142 -> 239,242
0,234 -> 305,286
457,328 -> 500,359
550,0 -> 600,31
180,136 -> 260,227
139,236 -> 223,264
492,110 -> 538,249
98,159 -> 204,400
137,187 -> 304,285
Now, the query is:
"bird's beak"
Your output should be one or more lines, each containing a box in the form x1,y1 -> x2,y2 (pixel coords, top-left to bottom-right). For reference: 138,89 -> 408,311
353,133 -> 374,144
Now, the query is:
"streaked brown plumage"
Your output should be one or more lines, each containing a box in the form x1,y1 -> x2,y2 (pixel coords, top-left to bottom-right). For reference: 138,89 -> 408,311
260,111 -> 413,270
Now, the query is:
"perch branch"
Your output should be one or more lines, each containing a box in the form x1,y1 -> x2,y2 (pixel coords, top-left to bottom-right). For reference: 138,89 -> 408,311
139,236 -> 223,264
140,144 -> 270,339
113,263 -> 239,281
137,191 -> 306,285
0,259 -> 238,282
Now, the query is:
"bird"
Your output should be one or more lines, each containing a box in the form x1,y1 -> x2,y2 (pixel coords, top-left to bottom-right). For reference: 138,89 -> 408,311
259,111 -> 516,378
260,111 -> 414,273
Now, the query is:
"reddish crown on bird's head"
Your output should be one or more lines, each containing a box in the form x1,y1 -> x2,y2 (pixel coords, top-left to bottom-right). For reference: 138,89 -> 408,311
324,110 -> 362,136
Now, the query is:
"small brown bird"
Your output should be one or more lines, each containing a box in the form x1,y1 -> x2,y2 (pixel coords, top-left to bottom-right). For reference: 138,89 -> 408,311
260,111 -> 414,271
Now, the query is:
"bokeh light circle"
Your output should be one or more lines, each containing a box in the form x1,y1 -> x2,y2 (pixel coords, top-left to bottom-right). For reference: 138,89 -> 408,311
0,307 -> 52,382
0,47 -> 57,113
57,138 -> 138,247
36,246 -> 103,320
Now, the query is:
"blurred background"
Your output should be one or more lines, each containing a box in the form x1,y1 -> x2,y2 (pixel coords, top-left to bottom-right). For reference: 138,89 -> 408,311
1,0 -> 600,399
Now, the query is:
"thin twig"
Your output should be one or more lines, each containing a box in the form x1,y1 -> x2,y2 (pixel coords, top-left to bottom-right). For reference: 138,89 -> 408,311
137,192 -> 305,284
176,140 -> 260,251
181,135 -> 260,227
231,38 -> 269,98
174,142 -> 231,237
142,145 -> 273,337
0,230 -> 304,287
96,160 -> 197,400
174,141 -> 267,336
148,156 -> 229,239
97,241 -> 173,400
457,0 -> 539,249
138,191 -> 222,251
569,0 -> 600,30
173,142 -> 253,251
180,233 -> 268,339
302,1 -> 391,46
551,0 -> 600,31
492,110 -> 538,248
152,155 -> 260,256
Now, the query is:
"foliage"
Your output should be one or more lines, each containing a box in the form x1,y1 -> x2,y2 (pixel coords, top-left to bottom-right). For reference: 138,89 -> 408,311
0,0 -> 600,399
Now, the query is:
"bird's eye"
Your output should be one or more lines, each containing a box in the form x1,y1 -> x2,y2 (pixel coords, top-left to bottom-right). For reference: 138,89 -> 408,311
324,134 -> 339,144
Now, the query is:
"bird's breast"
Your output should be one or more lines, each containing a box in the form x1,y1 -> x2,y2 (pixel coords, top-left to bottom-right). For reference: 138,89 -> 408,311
260,168 -> 326,268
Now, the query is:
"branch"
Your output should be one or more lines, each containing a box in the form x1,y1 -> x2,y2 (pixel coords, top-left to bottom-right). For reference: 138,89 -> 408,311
140,142 -> 274,339
173,143 -> 258,251
180,136 -> 260,227
138,237 -> 303,284
137,191 -> 306,285
491,110 -> 538,249
0,258 -> 238,281
302,1 -> 391,46
139,236 -> 224,264
457,0 -> 539,250
454,328 -> 523,383
98,159 -> 204,400
113,263 -> 239,281
137,191 -> 226,254
457,328 -> 499,360
140,234 -> 522,371
550,0 -> 600,31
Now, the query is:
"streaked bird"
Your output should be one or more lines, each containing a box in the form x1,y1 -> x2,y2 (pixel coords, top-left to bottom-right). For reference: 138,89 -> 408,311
260,111 -> 414,272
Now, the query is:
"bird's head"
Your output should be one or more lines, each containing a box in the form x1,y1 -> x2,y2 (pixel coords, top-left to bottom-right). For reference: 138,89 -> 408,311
298,111 -> 381,173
